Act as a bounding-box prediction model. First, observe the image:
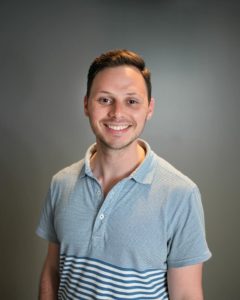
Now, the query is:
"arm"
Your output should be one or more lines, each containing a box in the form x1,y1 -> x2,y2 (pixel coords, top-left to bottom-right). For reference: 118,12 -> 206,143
167,263 -> 204,300
39,242 -> 60,300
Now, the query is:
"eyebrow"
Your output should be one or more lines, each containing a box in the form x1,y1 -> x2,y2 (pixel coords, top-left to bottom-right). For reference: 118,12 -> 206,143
126,92 -> 139,96
98,91 -> 139,96
98,90 -> 112,94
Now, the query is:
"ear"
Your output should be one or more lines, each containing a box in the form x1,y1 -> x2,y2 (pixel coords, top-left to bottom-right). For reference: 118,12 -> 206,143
84,95 -> 89,116
146,97 -> 155,120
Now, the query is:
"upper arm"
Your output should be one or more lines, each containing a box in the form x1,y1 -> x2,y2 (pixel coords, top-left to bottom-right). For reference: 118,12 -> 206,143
167,263 -> 204,300
39,243 -> 60,299
43,242 -> 60,273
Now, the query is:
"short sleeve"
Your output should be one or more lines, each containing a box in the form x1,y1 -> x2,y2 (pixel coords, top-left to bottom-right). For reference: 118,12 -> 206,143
35,181 -> 59,244
167,186 -> 211,268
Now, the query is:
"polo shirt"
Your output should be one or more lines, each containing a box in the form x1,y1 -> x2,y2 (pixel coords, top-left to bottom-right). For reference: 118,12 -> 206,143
36,140 -> 211,300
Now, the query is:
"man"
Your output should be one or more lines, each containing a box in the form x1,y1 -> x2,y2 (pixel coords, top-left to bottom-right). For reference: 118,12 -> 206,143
36,49 -> 211,300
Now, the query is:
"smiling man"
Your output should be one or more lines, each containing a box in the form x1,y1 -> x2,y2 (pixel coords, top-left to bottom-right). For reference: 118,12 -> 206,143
36,49 -> 211,300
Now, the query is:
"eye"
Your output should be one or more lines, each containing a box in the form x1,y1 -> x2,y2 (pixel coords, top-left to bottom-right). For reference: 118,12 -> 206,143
98,97 -> 112,105
128,98 -> 138,105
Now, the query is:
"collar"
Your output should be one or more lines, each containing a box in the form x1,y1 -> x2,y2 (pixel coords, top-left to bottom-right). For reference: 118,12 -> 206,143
80,139 -> 156,185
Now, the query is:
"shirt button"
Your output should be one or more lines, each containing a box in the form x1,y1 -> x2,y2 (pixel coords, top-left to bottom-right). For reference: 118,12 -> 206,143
96,190 -> 101,196
99,214 -> 104,220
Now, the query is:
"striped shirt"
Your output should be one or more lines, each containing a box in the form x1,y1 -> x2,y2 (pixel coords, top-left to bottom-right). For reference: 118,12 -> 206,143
36,140 -> 211,299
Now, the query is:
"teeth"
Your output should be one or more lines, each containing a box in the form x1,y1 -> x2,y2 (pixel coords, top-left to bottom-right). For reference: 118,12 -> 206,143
107,124 -> 129,131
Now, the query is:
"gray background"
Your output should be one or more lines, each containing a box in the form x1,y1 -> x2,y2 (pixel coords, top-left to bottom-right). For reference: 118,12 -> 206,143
1,0 -> 239,299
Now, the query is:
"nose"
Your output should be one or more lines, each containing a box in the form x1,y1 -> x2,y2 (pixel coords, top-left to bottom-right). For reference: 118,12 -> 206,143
108,101 -> 124,118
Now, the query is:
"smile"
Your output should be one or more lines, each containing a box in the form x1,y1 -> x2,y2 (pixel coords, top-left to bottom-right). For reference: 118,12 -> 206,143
106,124 -> 130,131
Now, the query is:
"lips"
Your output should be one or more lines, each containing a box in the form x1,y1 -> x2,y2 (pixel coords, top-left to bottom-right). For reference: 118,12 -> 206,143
106,124 -> 130,131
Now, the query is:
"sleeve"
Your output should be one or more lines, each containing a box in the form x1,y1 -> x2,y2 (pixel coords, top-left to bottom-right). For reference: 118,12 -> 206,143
167,186 -> 212,268
35,180 -> 59,244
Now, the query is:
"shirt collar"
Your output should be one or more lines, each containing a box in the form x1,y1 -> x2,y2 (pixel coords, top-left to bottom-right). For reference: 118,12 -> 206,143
79,144 -> 96,179
129,139 -> 155,185
81,139 -> 156,185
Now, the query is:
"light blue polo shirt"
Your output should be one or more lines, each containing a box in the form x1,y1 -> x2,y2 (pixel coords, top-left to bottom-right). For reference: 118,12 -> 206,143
36,140 -> 211,300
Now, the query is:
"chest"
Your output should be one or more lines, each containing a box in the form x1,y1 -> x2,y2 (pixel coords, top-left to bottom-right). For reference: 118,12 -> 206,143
54,177 -> 168,269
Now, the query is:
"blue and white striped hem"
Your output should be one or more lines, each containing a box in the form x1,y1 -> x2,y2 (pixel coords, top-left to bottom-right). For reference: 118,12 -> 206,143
58,256 -> 169,300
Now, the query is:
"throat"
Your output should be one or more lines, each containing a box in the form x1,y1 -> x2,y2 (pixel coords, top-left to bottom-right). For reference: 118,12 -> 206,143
90,143 -> 146,194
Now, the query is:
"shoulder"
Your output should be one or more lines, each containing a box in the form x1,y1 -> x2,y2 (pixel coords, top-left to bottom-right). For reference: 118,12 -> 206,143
51,159 -> 85,187
46,160 -> 85,203
151,154 -> 205,226
152,152 -> 197,191
150,152 -> 202,211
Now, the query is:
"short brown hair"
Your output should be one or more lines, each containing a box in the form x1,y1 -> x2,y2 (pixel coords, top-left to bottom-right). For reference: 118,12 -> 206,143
86,49 -> 151,102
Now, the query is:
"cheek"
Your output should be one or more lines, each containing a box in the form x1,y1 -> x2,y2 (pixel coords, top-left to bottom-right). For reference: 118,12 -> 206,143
133,110 -> 149,122
88,107 -> 106,123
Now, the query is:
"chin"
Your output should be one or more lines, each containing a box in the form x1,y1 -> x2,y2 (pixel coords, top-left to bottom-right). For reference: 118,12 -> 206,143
98,136 -> 139,151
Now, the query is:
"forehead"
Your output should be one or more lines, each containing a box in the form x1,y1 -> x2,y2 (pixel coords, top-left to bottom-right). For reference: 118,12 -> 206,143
90,65 -> 147,96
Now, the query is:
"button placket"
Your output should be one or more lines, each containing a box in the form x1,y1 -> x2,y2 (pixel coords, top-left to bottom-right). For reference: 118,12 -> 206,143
93,200 -> 110,234
92,180 -> 125,246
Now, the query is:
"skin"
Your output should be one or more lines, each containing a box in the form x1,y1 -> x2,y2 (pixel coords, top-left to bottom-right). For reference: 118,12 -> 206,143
39,242 -> 59,300
84,65 -> 154,195
39,65 -> 204,299
84,66 -> 154,151
168,264 -> 204,300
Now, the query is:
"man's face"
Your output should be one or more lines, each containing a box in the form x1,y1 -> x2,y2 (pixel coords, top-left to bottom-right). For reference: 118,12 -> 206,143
84,65 -> 154,151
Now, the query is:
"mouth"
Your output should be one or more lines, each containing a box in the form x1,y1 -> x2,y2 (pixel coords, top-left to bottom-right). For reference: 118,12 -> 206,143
106,124 -> 130,131
104,123 -> 132,134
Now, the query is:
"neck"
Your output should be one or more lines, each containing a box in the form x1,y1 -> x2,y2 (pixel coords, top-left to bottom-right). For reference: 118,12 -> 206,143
90,140 -> 146,196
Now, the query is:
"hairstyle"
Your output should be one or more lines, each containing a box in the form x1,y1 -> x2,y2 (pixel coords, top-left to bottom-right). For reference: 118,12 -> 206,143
86,49 -> 151,102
